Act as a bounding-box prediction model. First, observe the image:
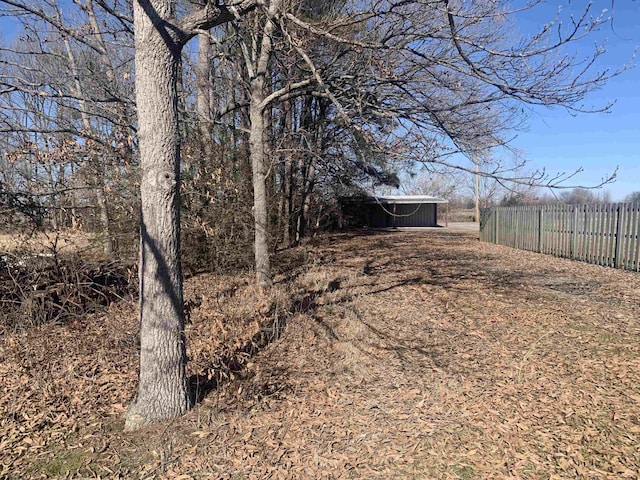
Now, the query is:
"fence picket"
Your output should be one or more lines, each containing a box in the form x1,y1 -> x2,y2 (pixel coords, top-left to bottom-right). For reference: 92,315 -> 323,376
597,204 -> 605,266
587,205 -> 596,263
619,204 -> 628,269
628,203 -> 635,269
548,205 -> 557,255
608,204 -> 616,267
604,204 -> 610,265
634,205 -> 640,270
592,204 -> 600,265
631,205 -> 635,269
634,203 -> 640,272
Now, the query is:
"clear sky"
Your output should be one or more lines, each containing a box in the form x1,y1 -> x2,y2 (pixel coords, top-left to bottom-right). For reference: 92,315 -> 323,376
510,1 -> 640,200
1,2 -> 638,200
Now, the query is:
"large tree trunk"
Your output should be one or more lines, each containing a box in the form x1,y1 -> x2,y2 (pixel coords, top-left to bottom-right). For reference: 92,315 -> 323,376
249,80 -> 272,290
125,0 -> 190,431
245,1 -> 281,289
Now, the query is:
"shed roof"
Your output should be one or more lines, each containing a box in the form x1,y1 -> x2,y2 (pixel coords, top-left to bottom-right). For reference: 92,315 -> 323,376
364,195 -> 448,205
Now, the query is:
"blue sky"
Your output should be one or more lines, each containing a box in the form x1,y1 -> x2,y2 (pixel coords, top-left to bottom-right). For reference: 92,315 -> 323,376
510,1 -> 640,200
1,2 -> 639,200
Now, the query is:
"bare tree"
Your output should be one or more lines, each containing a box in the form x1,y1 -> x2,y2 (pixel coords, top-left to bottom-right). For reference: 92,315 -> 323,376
243,0 -> 282,289
125,0 -> 255,431
57,1 -> 113,255
0,0 -> 135,252
281,0 -> 620,192
236,0 -> 316,286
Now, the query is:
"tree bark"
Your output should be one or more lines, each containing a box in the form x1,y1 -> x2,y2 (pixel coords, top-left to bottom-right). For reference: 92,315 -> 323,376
125,0 -> 190,431
282,153 -> 293,246
474,156 -> 480,223
295,97 -> 323,243
95,171 -> 114,257
197,32 -> 213,164
297,156 -> 316,241
281,99 -> 293,247
249,80 -> 272,289
244,0 -> 281,289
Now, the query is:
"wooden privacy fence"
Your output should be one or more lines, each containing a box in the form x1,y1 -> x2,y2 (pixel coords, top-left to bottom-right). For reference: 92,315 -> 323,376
480,203 -> 640,271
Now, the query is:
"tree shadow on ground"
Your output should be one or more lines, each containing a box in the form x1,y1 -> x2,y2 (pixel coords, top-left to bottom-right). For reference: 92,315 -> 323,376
187,230 -> 582,405
188,285 -> 327,405
359,318 -> 449,371
187,274 -> 423,405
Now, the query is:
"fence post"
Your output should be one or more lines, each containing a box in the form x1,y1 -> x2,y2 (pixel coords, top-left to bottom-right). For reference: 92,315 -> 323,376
615,203 -> 624,268
495,209 -> 500,244
538,207 -> 544,253
570,205 -> 578,259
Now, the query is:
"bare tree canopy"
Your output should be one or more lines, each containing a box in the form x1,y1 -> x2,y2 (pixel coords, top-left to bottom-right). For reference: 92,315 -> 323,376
276,0 -> 621,188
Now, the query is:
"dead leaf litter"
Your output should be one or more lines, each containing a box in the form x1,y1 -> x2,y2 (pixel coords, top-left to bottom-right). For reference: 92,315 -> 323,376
1,230 -> 639,479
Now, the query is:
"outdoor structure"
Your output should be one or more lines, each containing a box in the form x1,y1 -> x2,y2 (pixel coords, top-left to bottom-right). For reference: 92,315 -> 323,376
342,195 -> 449,228
481,203 -> 640,272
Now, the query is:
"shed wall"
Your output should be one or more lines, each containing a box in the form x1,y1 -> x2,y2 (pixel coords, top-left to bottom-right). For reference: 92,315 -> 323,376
368,203 -> 437,227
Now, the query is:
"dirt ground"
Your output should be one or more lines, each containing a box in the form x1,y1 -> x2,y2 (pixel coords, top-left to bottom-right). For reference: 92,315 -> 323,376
1,230 -> 639,479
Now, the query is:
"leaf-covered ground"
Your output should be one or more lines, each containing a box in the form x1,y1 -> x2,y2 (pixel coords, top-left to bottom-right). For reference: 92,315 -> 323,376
1,230 -> 639,479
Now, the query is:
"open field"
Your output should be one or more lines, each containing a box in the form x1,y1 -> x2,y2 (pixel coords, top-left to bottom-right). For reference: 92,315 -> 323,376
1,230 -> 639,479
448,209 -> 476,223
0,231 -> 104,257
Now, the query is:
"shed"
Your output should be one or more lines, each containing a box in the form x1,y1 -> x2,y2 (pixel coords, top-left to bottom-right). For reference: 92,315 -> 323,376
362,195 -> 449,228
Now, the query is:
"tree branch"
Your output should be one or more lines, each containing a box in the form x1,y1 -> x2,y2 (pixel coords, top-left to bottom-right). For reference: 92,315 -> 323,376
177,0 -> 260,46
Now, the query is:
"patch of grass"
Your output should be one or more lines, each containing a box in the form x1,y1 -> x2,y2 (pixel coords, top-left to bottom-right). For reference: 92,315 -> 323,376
596,331 -> 622,343
116,445 -> 157,475
450,464 -> 475,480
29,449 -> 92,477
